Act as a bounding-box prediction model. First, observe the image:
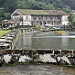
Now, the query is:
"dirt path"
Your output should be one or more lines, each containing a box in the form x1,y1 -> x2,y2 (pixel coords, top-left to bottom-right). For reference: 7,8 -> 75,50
0,64 -> 74,75
63,67 -> 75,75
0,69 -> 12,75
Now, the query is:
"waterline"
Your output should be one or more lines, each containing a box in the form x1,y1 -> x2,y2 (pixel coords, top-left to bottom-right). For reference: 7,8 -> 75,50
25,35 -> 75,38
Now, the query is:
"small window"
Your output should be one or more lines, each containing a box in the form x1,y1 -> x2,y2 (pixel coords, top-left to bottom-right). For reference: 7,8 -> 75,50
34,17 -> 36,20
26,16 -> 28,20
46,16 -> 48,19
51,18 -> 53,19
39,18 -> 41,20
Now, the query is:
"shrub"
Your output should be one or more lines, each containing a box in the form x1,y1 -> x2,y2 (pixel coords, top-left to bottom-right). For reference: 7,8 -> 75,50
35,25 -> 39,30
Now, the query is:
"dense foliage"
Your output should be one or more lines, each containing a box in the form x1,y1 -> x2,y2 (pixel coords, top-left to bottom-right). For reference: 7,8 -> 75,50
68,13 -> 75,27
0,0 -> 75,20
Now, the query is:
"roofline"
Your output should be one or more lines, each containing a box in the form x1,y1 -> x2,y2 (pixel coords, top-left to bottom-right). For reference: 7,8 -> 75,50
11,10 -> 22,16
12,9 -> 68,16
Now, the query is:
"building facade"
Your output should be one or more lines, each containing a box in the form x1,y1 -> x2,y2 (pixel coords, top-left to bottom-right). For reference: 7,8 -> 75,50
11,9 -> 69,26
71,10 -> 75,14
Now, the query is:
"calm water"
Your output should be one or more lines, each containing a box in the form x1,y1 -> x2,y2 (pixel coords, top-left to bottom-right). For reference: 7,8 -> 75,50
16,30 -> 75,49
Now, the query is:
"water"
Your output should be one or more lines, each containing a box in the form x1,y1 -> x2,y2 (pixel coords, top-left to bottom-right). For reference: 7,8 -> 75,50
16,30 -> 75,49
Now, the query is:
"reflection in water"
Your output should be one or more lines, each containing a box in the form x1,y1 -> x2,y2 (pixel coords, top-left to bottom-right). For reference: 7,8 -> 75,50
23,33 -> 32,49
61,38 -> 68,49
24,36 -> 75,38
61,33 -> 68,49
16,31 -> 75,49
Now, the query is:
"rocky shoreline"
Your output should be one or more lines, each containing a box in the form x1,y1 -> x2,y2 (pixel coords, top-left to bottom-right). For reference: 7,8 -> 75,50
0,53 -> 75,66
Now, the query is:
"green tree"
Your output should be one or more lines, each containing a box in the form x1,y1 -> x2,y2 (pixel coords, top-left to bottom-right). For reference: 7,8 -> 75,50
68,13 -> 74,23
4,12 -> 11,19
46,4 -> 55,10
0,9 -> 4,21
0,0 -> 75,20
4,0 -> 18,13
73,21 -> 75,27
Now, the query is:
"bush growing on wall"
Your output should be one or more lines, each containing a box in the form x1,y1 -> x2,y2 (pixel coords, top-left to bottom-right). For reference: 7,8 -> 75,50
35,25 -> 39,30
73,21 -> 75,27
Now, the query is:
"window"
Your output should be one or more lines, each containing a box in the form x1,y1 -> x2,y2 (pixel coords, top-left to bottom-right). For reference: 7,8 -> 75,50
51,18 -> 53,19
34,17 -> 36,20
48,21 -> 50,24
40,21 -> 42,25
39,18 -> 41,20
46,16 -> 48,19
26,16 -> 28,20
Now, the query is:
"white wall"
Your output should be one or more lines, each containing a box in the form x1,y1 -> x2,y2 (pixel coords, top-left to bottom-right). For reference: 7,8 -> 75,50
11,14 -> 32,26
11,11 -> 69,26
62,16 -> 69,25
32,15 -> 62,26
11,15 -> 21,22
23,15 -> 32,25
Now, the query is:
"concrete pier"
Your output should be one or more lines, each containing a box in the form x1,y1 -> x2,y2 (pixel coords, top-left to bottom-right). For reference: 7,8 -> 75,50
12,30 -> 21,49
0,29 -> 21,50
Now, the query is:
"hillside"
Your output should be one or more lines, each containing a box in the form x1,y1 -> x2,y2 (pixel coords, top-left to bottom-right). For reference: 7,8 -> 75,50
16,0 -> 75,13
0,0 -> 75,19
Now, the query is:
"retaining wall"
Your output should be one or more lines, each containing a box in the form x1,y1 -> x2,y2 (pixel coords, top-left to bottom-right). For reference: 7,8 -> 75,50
0,49 -> 75,56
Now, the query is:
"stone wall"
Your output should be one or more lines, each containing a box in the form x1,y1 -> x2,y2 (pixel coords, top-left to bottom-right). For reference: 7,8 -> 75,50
0,49 -> 75,66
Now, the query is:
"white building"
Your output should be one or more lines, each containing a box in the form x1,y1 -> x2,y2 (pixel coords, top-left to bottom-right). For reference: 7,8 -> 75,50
11,9 -> 69,26
71,10 -> 75,14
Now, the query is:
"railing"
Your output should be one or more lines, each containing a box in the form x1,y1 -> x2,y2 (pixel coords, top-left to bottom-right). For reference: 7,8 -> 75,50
20,27 -> 35,33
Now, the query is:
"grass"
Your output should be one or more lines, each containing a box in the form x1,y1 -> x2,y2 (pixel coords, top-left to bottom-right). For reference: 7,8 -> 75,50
62,67 -> 75,74
0,30 -> 11,37
56,64 -> 75,74
0,69 -> 12,75
2,62 -> 75,74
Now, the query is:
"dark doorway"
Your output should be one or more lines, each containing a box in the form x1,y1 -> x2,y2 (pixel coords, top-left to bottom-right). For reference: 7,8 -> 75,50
43,21 -> 46,25
40,21 -> 42,25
